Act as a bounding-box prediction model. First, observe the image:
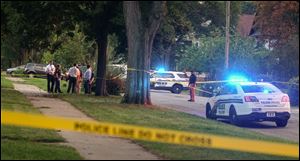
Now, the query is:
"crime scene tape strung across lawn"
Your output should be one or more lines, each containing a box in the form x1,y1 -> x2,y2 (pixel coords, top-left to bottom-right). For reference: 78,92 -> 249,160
1,111 -> 298,158
6,72 -> 300,86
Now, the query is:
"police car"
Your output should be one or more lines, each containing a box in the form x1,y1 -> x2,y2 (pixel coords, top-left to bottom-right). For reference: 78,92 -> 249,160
150,71 -> 189,94
205,81 -> 291,127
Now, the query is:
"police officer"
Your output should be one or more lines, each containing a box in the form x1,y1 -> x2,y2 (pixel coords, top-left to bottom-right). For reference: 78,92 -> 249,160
188,71 -> 196,102
46,61 -> 55,93
67,64 -> 78,94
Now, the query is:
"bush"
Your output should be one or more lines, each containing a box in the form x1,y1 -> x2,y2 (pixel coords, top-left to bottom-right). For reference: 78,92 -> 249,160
14,69 -> 24,75
106,78 -> 125,96
288,76 -> 299,106
11,69 -> 25,77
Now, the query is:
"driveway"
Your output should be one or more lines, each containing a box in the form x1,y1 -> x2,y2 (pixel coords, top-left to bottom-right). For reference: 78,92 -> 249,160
151,90 -> 299,142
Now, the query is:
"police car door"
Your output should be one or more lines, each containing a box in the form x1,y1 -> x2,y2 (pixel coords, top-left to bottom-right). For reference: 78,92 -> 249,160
215,84 -> 239,117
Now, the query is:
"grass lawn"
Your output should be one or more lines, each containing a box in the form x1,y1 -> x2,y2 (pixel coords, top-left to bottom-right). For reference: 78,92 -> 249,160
22,77 -> 298,160
1,76 -> 14,89
1,76 -> 82,160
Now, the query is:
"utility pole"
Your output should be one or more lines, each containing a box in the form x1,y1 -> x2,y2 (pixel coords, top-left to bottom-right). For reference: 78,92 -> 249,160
225,1 -> 230,70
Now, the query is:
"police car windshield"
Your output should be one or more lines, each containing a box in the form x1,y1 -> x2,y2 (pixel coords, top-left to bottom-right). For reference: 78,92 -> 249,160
241,85 -> 279,93
153,73 -> 175,78
177,74 -> 188,78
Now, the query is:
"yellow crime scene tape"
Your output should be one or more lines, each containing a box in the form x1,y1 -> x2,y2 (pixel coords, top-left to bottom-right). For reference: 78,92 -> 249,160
7,70 -> 299,86
1,110 -> 298,158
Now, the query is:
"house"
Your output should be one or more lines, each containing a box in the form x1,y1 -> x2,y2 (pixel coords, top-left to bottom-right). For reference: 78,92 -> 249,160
236,14 -> 256,37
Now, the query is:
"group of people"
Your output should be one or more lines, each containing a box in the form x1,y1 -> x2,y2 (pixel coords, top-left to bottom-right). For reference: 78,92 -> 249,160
47,60 -> 196,100
46,61 -> 94,95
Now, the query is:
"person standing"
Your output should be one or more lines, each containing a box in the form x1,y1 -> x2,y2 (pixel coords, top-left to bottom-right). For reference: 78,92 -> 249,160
188,71 -> 197,102
46,61 -> 55,93
67,64 -> 78,94
83,65 -> 92,94
54,64 -> 62,93
76,65 -> 83,94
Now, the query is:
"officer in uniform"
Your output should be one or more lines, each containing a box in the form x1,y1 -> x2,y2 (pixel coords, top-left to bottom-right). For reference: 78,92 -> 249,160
188,71 -> 196,102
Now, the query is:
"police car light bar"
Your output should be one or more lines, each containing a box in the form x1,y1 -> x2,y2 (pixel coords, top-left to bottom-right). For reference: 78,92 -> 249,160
157,67 -> 165,72
228,75 -> 249,83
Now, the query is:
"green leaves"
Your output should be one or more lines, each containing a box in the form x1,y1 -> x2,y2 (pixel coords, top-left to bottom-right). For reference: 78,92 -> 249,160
50,26 -> 95,69
177,34 -> 271,79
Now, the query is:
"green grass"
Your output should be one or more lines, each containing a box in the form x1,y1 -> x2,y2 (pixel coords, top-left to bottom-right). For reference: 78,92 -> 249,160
1,139 -> 81,160
22,77 -> 69,92
22,77 -> 299,160
1,76 -> 14,89
61,95 -> 298,160
1,88 -> 39,113
1,77 -> 82,160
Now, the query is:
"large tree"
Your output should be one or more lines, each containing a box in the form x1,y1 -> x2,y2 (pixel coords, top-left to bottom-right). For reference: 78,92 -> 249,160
122,1 -> 167,104
79,1 -> 124,96
177,33 -> 270,80
1,1 -> 80,67
152,1 -> 242,71
254,1 -> 299,80
254,1 -> 299,47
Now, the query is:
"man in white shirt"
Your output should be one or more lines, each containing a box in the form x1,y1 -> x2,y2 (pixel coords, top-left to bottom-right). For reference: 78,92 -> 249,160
45,61 -> 56,93
67,63 -> 78,94
83,65 -> 92,94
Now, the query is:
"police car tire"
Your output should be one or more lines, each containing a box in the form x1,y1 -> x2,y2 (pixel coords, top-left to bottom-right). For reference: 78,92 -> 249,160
171,84 -> 182,94
275,119 -> 288,127
229,107 -> 239,125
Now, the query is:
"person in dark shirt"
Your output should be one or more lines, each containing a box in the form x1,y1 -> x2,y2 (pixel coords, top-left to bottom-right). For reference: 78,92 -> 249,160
54,64 -> 62,93
188,71 -> 196,102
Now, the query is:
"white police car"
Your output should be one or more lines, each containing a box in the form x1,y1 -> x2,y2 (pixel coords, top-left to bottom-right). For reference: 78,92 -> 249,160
205,81 -> 291,127
150,71 -> 189,94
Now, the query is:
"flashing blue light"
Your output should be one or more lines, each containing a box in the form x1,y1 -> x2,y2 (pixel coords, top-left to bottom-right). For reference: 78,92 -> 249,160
158,67 -> 165,72
228,75 -> 248,83
263,89 -> 269,94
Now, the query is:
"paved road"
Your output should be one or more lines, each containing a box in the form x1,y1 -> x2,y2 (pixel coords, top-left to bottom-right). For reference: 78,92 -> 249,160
151,90 -> 299,142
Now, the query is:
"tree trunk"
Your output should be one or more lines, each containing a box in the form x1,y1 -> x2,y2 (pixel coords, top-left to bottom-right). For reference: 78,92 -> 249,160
122,1 -> 166,105
95,34 -> 108,96
163,45 -> 172,70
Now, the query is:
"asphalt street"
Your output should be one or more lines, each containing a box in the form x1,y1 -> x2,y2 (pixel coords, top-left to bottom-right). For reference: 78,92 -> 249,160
151,89 -> 299,142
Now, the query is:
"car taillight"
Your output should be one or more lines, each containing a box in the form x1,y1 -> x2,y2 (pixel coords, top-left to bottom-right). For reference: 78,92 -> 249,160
281,95 -> 290,102
244,96 -> 259,102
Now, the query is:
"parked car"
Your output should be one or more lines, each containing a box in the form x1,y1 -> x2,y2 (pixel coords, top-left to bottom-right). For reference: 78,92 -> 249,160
205,81 -> 291,127
150,71 -> 189,94
6,65 -> 25,74
24,63 -> 47,75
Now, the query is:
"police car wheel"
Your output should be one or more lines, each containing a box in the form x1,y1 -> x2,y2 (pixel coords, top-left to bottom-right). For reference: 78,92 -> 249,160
229,107 -> 239,125
275,119 -> 288,127
171,85 -> 182,94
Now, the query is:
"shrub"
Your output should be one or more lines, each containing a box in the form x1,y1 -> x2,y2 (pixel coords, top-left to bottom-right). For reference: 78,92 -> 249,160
106,78 -> 125,96
11,69 -> 25,77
